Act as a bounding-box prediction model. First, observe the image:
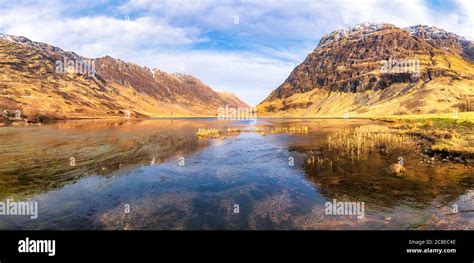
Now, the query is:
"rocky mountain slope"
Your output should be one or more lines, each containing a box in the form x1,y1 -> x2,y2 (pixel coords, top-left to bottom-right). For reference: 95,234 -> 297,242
0,34 -> 248,121
258,23 -> 474,117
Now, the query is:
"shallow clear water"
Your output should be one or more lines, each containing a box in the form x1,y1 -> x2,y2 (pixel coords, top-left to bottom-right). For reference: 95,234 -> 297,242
0,119 -> 472,230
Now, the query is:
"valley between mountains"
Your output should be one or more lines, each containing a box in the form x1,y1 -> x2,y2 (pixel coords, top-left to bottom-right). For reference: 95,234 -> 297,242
1,23 -> 473,121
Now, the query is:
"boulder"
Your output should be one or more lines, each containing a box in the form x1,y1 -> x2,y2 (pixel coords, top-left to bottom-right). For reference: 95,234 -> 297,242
387,163 -> 406,177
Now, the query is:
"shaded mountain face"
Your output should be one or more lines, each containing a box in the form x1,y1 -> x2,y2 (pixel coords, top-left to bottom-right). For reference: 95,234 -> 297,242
0,34 -> 248,120
258,23 -> 474,117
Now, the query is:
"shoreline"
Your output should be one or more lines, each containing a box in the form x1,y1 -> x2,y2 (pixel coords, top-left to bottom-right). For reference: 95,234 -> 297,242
2,113 -> 472,159
2,111 -> 473,122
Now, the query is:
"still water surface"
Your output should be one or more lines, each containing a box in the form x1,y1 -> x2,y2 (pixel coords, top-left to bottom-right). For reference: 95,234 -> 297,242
0,119 -> 472,229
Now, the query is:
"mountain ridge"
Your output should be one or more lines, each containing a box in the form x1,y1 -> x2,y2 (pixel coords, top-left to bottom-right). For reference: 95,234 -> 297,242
0,33 -> 248,121
258,23 -> 474,117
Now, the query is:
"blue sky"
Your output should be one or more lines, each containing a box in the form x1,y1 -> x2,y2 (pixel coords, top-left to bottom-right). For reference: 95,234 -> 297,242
0,0 -> 473,105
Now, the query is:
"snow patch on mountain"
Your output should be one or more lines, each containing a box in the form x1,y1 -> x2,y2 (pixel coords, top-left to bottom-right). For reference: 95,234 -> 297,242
317,23 -> 397,48
0,33 -> 86,61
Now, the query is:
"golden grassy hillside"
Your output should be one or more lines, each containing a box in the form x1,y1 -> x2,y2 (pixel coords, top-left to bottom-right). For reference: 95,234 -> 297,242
257,77 -> 474,118
0,38 -> 248,121
257,51 -> 474,118
258,24 -> 474,119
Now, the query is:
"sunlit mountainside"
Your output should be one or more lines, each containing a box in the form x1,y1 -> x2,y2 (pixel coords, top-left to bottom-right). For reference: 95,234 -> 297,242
0,34 -> 248,121
258,23 -> 474,117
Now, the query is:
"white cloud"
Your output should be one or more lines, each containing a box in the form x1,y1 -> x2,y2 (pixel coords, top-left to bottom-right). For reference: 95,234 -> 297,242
0,5 -> 201,58
452,0 -> 474,39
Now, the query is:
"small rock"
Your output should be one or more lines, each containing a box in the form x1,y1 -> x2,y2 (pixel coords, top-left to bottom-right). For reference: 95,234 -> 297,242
387,163 -> 406,177
438,219 -> 447,225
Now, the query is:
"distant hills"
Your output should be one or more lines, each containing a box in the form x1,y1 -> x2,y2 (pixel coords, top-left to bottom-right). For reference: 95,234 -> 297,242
258,23 -> 474,117
0,33 -> 248,121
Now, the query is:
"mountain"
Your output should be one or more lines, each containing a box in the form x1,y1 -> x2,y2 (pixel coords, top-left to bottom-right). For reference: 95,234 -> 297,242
0,33 -> 248,121
258,23 -> 474,117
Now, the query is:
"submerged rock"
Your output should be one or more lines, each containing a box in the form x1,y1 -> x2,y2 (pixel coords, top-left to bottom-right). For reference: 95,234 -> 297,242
387,163 -> 406,177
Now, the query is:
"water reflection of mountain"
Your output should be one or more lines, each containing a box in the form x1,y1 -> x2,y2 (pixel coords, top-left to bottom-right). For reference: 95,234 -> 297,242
295,144 -> 474,211
0,119 -> 472,230
0,120 -> 213,199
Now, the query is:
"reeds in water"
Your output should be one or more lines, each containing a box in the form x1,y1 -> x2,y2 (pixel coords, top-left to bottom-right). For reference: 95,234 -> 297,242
196,128 -> 221,138
269,126 -> 309,134
326,125 -> 415,161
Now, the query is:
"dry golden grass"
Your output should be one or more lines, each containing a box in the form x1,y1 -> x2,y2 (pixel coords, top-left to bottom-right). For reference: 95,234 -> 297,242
377,113 -> 473,143
384,114 -> 473,154
327,125 -> 416,161
384,112 -> 474,124
269,126 -> 309,134
196,128 -> 221,138
226,125 -> 309,134
196,125 -> 310,138
432,136 -> 474,154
